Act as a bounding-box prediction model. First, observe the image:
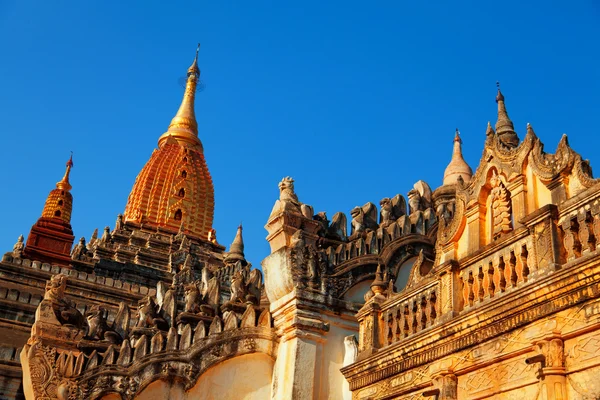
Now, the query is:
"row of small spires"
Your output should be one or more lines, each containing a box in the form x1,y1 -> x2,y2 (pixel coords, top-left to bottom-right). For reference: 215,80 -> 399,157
442,83 -> 521,186
13,220 -> 246,266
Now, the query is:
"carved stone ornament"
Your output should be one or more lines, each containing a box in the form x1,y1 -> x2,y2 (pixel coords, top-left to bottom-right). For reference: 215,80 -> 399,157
490,172 -> 513,240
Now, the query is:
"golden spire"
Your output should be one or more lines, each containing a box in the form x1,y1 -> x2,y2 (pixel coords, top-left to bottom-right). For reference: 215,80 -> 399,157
443,129 -> 472,186
495,82 -> 519,148
56,153 -> 74,192
158,44 -> 203,150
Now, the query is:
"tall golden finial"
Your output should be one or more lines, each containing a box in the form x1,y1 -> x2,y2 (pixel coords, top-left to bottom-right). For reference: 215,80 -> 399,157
56,152 -> 74,191
495,82 -> 519,148
158,44 -> 203,150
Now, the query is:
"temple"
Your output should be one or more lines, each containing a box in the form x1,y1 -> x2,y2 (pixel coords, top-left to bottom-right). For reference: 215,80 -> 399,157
1,49 -> 600,400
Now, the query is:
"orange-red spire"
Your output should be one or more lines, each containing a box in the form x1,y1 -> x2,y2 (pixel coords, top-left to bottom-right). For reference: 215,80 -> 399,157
23,154 -> 76,266
124,46 -> 215,241
41,154 -> 74,223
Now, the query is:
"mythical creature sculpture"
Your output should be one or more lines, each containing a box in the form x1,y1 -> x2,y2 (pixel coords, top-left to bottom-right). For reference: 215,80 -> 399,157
271,176 -> 314,218
313,212 -> 329,237
350,203 -> 378,240
183,282 -> 202,314
230,270 -> 247,303
490,172 -> 513,240
279,177 -> 298,203
379,194 -> 407,228
85,305 -> 109,340
84,303 -> 129,343
71,237 -> 88,260
408,181 -> 433,215
12,234 -> 24,258
44,274 -> 85,329
328,212 -> 348,241
115,214 -> 124,230
228,268 -> 263,305
100,226 -> 111,244
135,296 -> 166,330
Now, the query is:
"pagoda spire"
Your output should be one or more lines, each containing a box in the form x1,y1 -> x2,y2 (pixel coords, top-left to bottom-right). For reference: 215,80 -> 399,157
23,154 -> 76,266
158,44 -> 203,150
41,154 -> 75,222
443,129 -> 472,186
495,82 -> 519,148
224,224 -> 246,264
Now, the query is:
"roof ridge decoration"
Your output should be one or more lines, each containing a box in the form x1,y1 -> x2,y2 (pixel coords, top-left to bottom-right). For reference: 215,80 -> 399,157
437,118 -> 599,263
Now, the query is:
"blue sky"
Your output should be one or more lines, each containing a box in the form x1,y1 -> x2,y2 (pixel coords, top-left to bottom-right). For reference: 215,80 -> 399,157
0,1 -> 599,268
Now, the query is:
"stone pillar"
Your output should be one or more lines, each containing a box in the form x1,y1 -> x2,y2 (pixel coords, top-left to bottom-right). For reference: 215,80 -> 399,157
432,371 -> 458,400
465,205 -> 482,254
521,204 -> 562,274
436,261 -> 460,321
263,240 -> 360,400
507,176 -> 527,228
265,211 -> 320,254
530,336 -> 567,400
269,291 -> 330,400
356,300 -> 382,359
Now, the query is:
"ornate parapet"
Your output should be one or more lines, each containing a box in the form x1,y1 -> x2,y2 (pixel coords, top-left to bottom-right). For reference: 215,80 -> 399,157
21,260 -> 274,399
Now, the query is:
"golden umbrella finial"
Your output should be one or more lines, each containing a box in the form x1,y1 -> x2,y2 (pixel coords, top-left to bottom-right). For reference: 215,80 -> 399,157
159,45 -> 203,150
56,152 -> 74,191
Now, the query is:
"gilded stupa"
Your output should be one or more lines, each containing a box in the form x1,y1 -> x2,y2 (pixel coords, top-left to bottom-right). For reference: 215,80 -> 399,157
123,45 -> 215,240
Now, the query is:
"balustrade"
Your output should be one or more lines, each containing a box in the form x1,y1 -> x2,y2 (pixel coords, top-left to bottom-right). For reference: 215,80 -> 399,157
559,201 -> 600,262
459,239 -> 532,310
381,283 -> 439,347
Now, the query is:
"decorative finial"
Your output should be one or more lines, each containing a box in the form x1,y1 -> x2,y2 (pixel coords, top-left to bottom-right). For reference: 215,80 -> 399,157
494,83 -> 518,147
224,224 -> 245,263
443,128 -> 472,186
188,43 -> 201,77
56,153 -> 74,191
12,234 -> 24,258
486,121 -> 494,136
159,45 -> 202,149
526,122 -> 536,137
454,128 -> 461,143
496,81 -> 504,102
370,263 -> 387,295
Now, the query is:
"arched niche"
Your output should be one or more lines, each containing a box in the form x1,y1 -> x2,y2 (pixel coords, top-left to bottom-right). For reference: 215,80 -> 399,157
395,256 -> 416,293
343,280 -> 372,303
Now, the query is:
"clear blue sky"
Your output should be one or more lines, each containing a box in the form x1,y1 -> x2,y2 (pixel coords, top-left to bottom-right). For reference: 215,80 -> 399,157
0,1 -> 599,269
